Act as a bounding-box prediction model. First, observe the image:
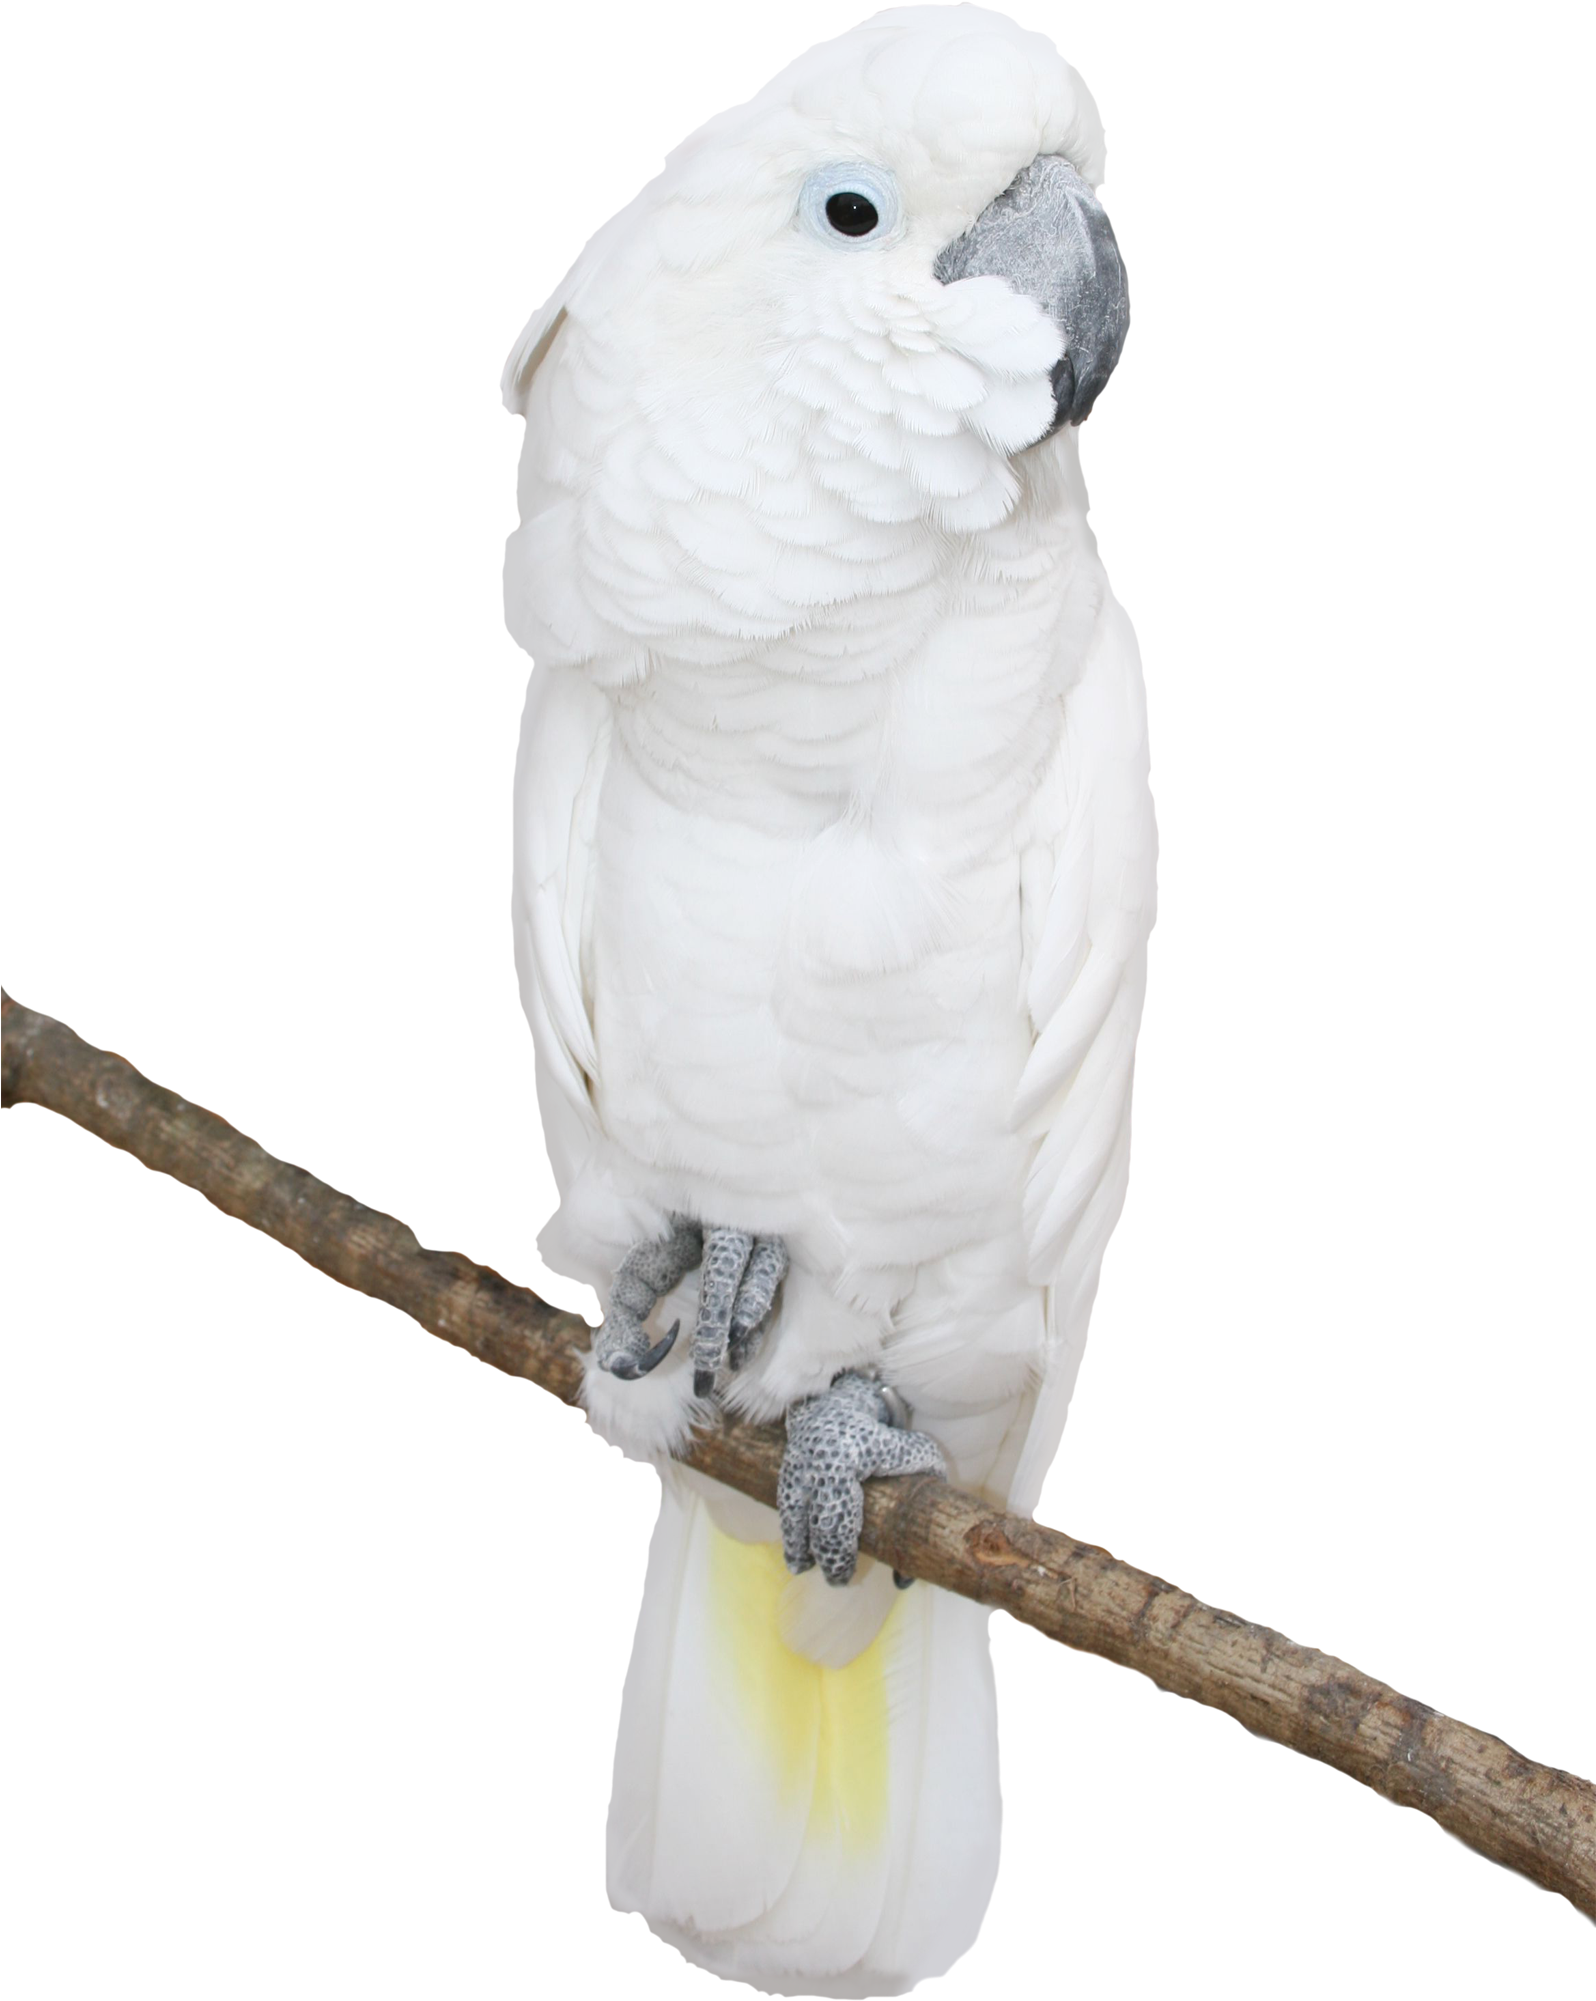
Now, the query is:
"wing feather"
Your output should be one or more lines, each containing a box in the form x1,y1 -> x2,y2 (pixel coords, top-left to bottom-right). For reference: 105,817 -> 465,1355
501,193 -> 639,416
506,211 -> 649,1207
1008,593 -> 1156,1512
512,662 -> 612,1186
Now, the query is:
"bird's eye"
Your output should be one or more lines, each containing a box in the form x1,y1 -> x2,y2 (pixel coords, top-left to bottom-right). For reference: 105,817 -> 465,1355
825,191 -> 879,237
799,163 -> 900,249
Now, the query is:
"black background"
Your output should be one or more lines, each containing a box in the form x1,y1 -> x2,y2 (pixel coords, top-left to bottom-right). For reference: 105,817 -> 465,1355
12,11 -> 1584,1984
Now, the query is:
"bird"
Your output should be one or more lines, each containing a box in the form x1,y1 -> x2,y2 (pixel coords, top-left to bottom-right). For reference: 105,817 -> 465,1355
501,7 -> 1155,1992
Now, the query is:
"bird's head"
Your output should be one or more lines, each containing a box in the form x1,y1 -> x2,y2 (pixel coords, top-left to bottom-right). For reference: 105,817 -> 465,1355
505,6 -> 1128,665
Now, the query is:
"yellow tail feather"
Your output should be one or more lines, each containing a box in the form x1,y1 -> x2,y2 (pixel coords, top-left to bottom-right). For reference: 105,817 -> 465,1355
709,1527 -> 895,1854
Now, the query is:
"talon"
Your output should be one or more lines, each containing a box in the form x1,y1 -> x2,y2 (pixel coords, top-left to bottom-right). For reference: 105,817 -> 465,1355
878,1382 -> 912,1430
727,1236 -> 790,1372
778,1369 -> 947,1586
691,1226 -> 755,1399
595,1221 -> 702,1382
597,1218 -> 788,1399
643,1319 -> 681,1372
607,1318 -> 679,1379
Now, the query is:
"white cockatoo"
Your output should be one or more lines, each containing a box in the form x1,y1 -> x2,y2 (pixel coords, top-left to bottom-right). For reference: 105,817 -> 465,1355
503,7 -> 1155,1992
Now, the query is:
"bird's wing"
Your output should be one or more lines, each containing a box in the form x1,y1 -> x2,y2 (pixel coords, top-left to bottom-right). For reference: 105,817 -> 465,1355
1007,589 -> 1157,1514
506,215 -> 624,1144
512,661 -> 613,1192
501,194 -> 635,415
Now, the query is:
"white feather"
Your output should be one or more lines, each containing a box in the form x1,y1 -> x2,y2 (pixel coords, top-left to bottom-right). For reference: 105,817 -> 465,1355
1010,599 -> 1157,1509
614,1475 -> 1000,1997
512,664 -> 609,1125
504,10 -> 1156,1989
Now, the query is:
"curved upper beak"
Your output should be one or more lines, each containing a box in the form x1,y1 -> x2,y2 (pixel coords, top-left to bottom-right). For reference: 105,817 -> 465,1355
933,154 -> 1130,434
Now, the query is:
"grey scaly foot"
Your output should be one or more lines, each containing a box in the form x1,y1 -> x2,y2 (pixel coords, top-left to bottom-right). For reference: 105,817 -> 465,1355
593,1216 -> 703,1378
693,1228 -> 789,1397
779,1370 -> 946,1587
727,1236 -> 789,1374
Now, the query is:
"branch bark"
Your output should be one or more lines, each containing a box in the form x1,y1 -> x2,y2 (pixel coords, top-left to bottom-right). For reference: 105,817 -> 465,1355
4,988 -> 1592,1924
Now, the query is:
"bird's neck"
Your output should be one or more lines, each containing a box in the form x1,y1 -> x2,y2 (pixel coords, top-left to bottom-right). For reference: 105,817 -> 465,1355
611,466 -> 1100,847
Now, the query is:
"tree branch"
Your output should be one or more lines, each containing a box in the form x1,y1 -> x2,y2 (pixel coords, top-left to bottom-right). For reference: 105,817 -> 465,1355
3,988 -> 1592,1923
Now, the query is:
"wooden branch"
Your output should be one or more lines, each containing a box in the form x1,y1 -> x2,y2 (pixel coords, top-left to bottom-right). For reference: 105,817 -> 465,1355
4,989 -> 1592,1925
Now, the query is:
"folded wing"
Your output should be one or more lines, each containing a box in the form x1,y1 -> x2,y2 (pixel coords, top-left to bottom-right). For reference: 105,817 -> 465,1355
1008,592 -> 1157,1513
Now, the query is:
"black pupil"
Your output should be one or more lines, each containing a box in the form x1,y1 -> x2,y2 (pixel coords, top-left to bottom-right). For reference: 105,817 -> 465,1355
825,190 -> 879,237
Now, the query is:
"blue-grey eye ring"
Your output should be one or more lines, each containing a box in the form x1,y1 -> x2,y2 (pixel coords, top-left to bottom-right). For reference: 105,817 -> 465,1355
798,163 -> 902,248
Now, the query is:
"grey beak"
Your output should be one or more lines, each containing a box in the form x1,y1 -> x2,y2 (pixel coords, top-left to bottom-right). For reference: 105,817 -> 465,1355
934,154 -> 1130,434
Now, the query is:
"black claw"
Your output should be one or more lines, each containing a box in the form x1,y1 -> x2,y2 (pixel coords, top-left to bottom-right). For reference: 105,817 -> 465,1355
641,1319 -> 680,1374
605,1318 -> 679,1379
879,1383 -> 912,1429
893,1569 -> 915,1590
693,1365 -> 715,1399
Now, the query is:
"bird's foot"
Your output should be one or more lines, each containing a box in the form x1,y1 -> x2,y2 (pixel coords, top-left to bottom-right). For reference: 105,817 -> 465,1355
779,1370 -> 946,1587
593,1217 -> 788,1393
592,1216 -> 702,1379
693,1228 -> 790,1397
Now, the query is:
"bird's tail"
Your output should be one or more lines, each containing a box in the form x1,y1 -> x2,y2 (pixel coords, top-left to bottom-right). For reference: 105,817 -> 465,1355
606,1468 -> 1000,1997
